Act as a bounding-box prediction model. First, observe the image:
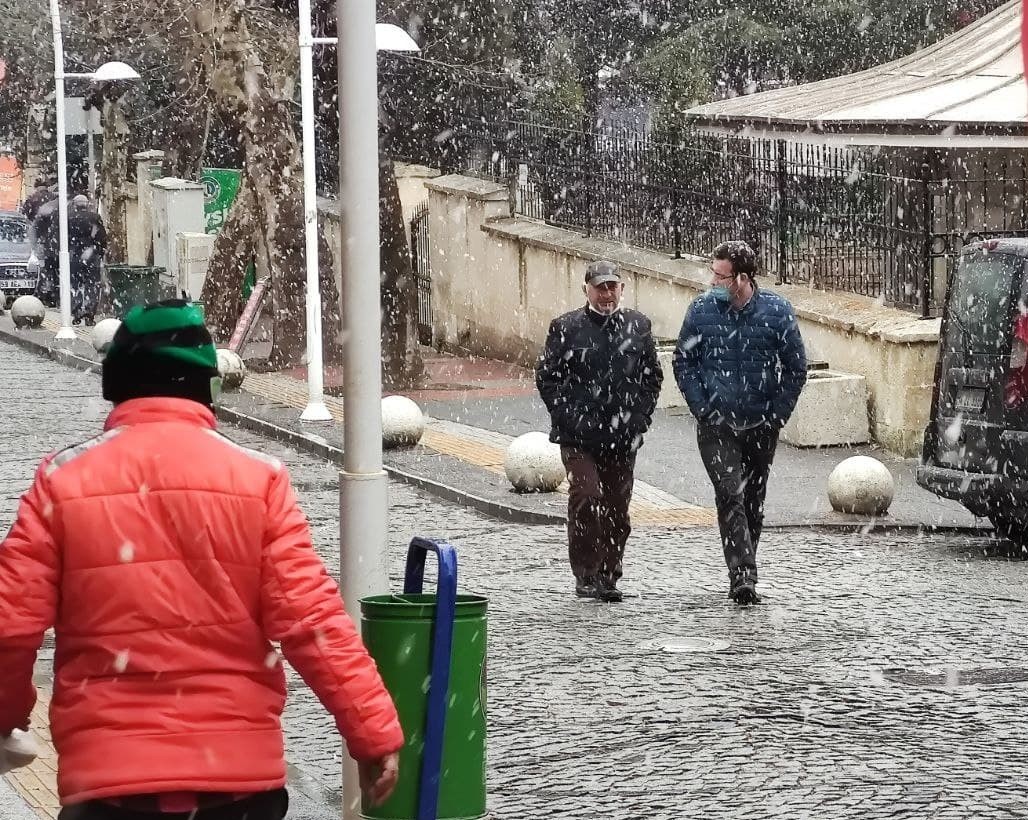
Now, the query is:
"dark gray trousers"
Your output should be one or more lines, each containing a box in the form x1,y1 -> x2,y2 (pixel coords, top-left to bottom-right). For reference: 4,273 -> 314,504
696,422 -> 779,578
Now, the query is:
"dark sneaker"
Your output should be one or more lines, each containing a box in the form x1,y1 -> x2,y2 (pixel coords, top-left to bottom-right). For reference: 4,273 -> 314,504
729,568 -> 760,605
595,577 -> 624,603
575,577 -> 598,598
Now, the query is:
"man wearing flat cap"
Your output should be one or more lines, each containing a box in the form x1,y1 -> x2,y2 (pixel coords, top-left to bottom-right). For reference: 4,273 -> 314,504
536,260 -> 663,602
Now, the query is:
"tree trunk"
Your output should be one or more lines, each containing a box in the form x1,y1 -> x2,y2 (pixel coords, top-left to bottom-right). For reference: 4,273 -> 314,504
186,0 -> 341,368
379,154 -> 424,388
201,180 -> 256,342
99,97 -> 129,263
161,14 -> 209,180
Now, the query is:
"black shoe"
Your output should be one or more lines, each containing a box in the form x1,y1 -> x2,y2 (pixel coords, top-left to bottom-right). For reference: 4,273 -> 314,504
84,316 -> 95,327
575,577 -> 598,598
72,317 -> 82,325
729,568 -> 760,605
595,577 -> 623,603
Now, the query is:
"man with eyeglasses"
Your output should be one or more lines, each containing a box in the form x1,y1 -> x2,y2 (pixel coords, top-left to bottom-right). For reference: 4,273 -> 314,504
673,241 -> 806,604
536,260 -> 663,603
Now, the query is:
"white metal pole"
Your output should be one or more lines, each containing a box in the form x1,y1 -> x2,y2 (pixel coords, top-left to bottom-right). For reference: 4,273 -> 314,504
298,0 -> 332,422
86,108 -> 96,204
49,0 -> 75,342
337,0 -> 389,815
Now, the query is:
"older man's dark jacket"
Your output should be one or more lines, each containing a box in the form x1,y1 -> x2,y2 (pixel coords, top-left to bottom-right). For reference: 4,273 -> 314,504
536,306 -> 663,457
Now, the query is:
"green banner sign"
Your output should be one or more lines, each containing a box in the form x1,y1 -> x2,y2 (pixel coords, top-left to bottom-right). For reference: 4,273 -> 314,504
200,167 -> 242,235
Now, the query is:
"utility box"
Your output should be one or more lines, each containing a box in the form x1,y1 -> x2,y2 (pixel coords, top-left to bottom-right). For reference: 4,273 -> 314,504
655,346 -> 685,409
151,178 -> 204,298
129,150 -> 165,265
176,232 -> 216,301
780,370 -> 870,447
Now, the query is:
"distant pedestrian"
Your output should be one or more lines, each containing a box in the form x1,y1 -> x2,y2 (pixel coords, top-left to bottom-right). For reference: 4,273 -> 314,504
32,197 -> 60,307
673,241 -> 806,604
67,194 -> 106,325
20,177 -> 56,224
22,179 -> 56,294
0,300 -> 402,819
536,260 -> 663,602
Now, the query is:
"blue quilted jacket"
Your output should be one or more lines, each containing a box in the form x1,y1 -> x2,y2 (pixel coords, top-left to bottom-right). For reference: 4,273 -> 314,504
672,288 -> 807,429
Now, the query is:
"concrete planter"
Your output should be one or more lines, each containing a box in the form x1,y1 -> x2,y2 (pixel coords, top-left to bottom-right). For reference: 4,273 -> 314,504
656,347 -> 686,409
781,370 -> 869,447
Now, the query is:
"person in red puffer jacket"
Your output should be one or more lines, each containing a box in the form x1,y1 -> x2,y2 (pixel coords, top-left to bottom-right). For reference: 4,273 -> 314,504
0,301 -> 403,820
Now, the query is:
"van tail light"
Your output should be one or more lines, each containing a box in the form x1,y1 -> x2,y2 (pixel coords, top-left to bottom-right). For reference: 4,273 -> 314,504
1006,310 -> 1028,407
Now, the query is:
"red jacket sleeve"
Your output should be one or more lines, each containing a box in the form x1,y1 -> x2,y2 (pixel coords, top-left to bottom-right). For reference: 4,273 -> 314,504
259,466 -> 403,760
0,460 -> 59,735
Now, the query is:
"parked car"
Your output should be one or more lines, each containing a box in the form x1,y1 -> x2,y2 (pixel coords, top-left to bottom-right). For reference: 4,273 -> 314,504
0,210 -> 35,306
917,238 -> 1028,546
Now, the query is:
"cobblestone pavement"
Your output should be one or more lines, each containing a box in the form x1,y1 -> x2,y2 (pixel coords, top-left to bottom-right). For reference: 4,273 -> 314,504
4,343 -> 1028,819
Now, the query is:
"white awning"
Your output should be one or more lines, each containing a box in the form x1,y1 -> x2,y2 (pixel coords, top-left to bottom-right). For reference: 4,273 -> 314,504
686,0 -> 1028,134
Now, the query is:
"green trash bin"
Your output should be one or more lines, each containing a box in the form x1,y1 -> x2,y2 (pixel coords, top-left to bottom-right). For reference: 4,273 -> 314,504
361,538 -> 487,820
104,265 -> 171,317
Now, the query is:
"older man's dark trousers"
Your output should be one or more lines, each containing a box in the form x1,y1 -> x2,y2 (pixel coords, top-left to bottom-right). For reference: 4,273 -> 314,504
696,422 -> 779,578
560,446 -> 635,584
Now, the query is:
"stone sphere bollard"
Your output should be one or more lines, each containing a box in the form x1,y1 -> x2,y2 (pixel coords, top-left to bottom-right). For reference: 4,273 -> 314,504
381,395 -> 426,448
10,295 -> 45,329
90,318 -> 121,355
827,455 -> 895,515
504,431 -> 565,493
216,349 -> 247,391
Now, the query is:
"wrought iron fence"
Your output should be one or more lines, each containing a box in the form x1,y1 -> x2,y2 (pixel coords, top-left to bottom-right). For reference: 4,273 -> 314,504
410,201 -> 432,345
408,112 -> 1028,317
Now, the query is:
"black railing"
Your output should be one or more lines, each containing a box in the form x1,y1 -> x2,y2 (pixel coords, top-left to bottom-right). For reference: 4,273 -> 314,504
386,108 -> 1028,317
410,201 -> 432,346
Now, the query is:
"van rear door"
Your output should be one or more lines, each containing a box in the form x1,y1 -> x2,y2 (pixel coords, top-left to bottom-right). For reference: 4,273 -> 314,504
933,248 -> 1023,476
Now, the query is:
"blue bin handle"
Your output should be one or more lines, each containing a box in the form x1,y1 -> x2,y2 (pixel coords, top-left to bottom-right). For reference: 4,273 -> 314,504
403,537 -> 458,820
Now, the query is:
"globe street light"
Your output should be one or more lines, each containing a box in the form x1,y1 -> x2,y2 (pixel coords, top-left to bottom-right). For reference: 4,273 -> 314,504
297,16 -> 418,422
50,0 -> 139,342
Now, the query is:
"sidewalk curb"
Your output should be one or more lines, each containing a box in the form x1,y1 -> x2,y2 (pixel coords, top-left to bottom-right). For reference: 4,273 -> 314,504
214,407 -> 991,536
217,405 -> 567,527
0,324 -> 100,375
764,521 -> 991,536
0,321 -> 990,535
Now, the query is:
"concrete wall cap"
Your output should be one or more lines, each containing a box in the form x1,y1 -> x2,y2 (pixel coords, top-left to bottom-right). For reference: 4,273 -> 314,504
482,217 -> 710,291
150,177 -> 204,191
395,163 -> 442,180
425,175 -> 508,201
482,216 -> 941,347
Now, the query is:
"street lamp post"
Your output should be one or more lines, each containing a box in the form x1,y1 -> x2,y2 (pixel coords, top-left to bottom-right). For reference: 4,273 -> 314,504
48,0 -> 74,342
297,0 -> 332,421
333,5 -> 419,819
49,0 -> 138,343
296,19 -> 416,422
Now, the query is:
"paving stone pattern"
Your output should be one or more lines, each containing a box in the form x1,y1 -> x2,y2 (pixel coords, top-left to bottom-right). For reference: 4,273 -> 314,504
3,344 -> 1028,819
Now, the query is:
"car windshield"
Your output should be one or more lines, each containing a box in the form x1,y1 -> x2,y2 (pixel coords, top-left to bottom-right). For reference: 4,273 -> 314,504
0,218 -> 27,244
945,250 -> 1022,358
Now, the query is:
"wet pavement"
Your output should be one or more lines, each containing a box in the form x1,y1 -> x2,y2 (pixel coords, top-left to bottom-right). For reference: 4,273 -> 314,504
3,342 -> 1028,819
